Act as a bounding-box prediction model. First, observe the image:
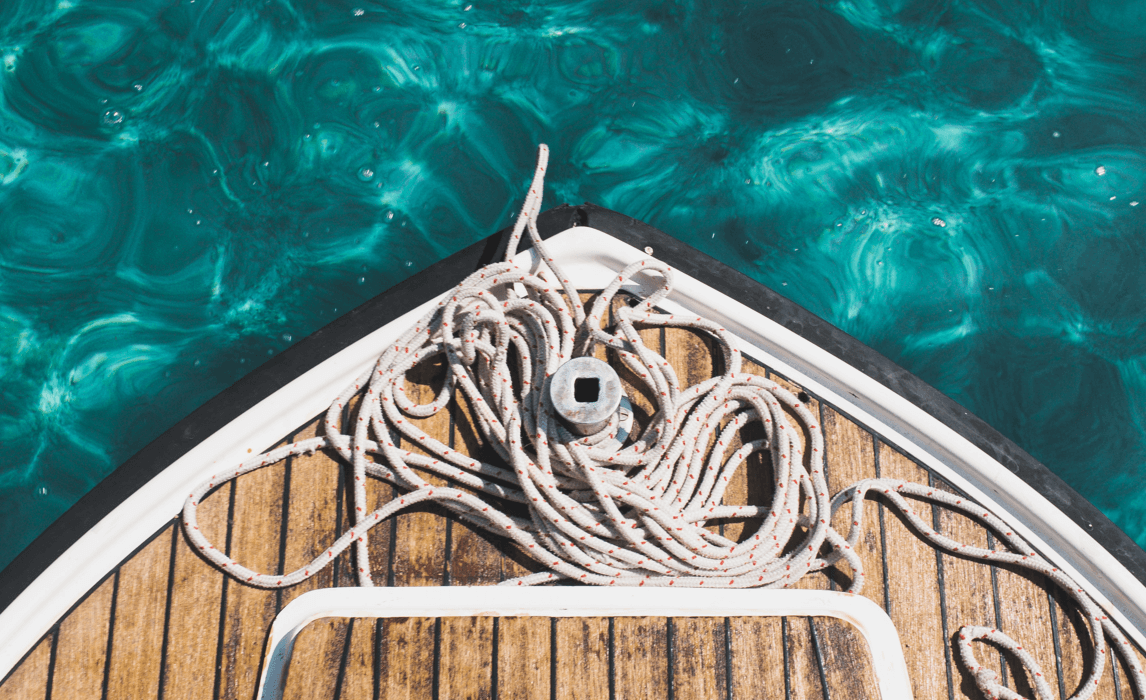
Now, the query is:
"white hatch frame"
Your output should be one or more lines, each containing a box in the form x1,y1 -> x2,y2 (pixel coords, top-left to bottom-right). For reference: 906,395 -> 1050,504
3,227 -> 1146,680
255,587 -> 913,700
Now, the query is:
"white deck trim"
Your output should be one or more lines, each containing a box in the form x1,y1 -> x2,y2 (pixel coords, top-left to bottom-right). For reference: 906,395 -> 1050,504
255,587 -> 912,700
2,227 -> 1145,680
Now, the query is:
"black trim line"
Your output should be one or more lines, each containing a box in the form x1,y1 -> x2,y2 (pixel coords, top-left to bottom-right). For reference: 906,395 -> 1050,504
782,617 -> 792,700
549,617 -> 557,700
607,617 -> 616,700
809,619 -> 831,700
3,203 -> 1144,618
490,617 -> 500,700
931,473 -> 956,700
99,570 -> 118,700
332,619 -> 353,700
155,524 -> 179,700
44,624 -> 57,700
874,438 -> 892,614
1048,591 -> 1069,700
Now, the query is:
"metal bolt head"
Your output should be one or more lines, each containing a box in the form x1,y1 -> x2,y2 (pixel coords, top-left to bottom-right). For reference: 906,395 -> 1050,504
549,357 -> 624,435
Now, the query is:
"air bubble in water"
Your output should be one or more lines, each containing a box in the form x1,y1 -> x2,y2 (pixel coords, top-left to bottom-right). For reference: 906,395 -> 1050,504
358,167 -> 374,181
101,109 -> 124,126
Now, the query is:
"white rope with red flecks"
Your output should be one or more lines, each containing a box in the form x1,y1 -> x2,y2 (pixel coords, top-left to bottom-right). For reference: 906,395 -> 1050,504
182,145 -> 1144,700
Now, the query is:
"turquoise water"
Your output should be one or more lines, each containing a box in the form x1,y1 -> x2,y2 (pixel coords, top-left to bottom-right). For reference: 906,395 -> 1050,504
1,0 -> 1144,571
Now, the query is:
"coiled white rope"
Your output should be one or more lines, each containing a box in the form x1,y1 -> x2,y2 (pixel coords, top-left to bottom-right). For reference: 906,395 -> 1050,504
182,145 -> 1144,700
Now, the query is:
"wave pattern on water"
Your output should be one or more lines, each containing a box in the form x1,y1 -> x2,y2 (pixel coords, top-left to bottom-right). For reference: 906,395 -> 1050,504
0,0 -> 1144,569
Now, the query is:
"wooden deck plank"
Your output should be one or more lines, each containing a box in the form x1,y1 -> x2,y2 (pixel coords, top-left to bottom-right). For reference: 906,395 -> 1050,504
728,617 -> 786,700
338,618 -> 376,700
820,405 -> 883,601
1114,642 -> 1146,700
992,557 -> 1061,697
0,635 -> 51,700
337,385 -> 398,587
768,373 -> 821,476
282,618 -> 349,700
1051,583 -> 1116,700
50,575 -> 114,700
878,442 -> 948,700
932,475 -> 1005,700
449,385 -> 545,583
672,617 -> 728,700
391,358 -> 450,588
367,476 -> 398,585
498,617 -> 551,700
814,617 -> 879,700
613,617 -> 669,699
439,617 -> 494,700
770,374 -> 831,594
217,451 -> 285,700
448,392 -> 509,587
554,618 -> 610,700
378,618 -> 434,700
280,418 -> 342,609
608,295 -> 662,442
663,326 -> 716,392
664,324 -> 722,537
787,617 -> 827,700
106,525 -> 173,700
161,483 -> 228,700
722,356 -> 772,545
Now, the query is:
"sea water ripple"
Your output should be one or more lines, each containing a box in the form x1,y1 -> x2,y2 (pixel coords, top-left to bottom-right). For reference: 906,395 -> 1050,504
0,0 -> 1144,569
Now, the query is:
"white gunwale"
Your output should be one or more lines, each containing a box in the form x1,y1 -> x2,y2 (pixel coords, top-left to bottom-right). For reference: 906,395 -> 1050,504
2,226 -> 1143,681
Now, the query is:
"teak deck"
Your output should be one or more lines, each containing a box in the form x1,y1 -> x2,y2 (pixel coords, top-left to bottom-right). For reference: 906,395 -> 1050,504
3,292 -> 1145,700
